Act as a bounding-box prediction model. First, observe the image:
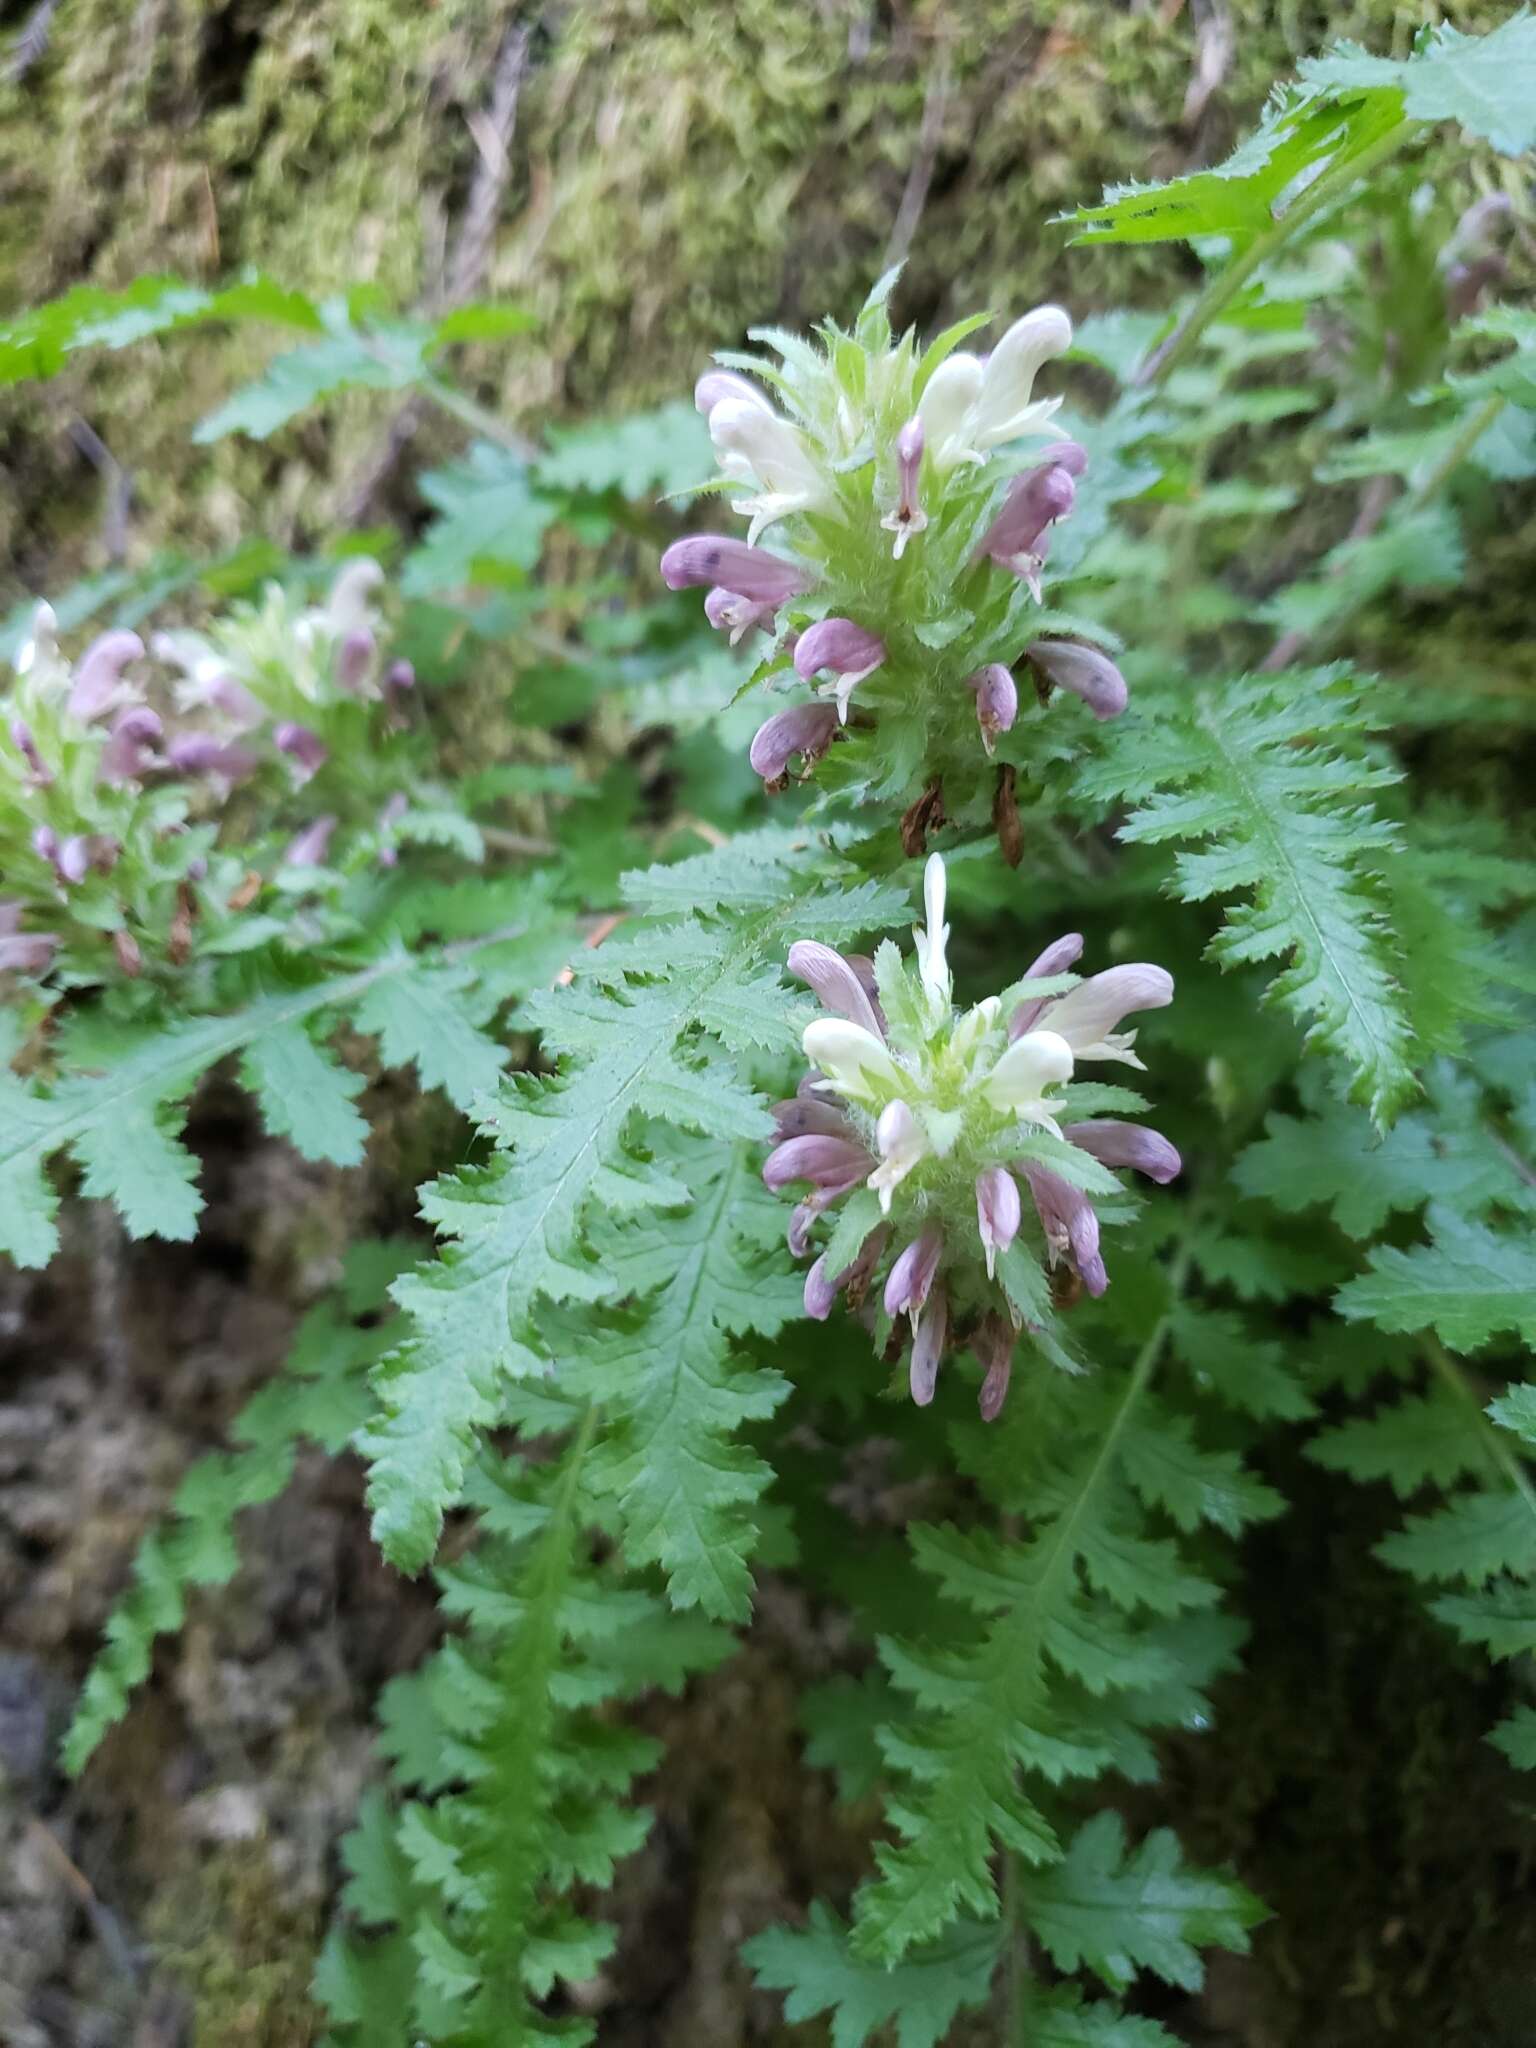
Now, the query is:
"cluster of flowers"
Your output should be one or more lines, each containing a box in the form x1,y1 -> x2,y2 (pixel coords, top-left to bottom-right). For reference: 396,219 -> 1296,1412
0,564 -> 416,984
659,294 -> 1128,822
764,856 -> 1178,1416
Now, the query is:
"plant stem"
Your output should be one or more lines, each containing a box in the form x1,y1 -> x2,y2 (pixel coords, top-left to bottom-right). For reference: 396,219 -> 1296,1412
1408,392 -> 1508,510
418,371 -> 537,458
1142,119 -> 1420,389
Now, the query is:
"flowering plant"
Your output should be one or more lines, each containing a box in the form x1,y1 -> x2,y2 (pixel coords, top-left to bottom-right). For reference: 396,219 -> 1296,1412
4,18 -> 1536,2046
662,282 -> 1129,851
770,853 -> 1178,1411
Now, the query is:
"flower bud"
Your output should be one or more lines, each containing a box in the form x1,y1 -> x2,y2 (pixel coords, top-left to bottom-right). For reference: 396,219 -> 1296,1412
909,1282 -> 949,1406
660,535 -> 807,603
975,1165 -> 1022,1279
335,627 -> 376,694
167,732 -> 260,783
884,1225 -> 943,1323
748,701 -> 839,785
804,1255 -> 839,1321
762,1134 -> 874,1193
57,835 -> 92,885
68,630 -> 145,724
1025,640 -> 1128,722
977,462 -> 1077,584
385,659 -> 416,702
1063,1119 -> 1181,1184
286,815 -> 337,866
881,415 -> 928,558
969,664 -> 1017,755
1022,1163 -> 1106,1297
275,722 -> 329,781
794,617 -> 886,721
0,931 -> 58,975
975,1314 -> 1015,1422
9,719 -> 51,786
326,558 -> 385,636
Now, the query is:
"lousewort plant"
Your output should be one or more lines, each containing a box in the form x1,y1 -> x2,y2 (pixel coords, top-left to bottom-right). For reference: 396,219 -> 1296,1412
5,18 -> 1536,2042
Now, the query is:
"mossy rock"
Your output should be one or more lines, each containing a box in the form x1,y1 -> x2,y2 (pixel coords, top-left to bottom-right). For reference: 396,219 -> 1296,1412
0,0 -> 1518,589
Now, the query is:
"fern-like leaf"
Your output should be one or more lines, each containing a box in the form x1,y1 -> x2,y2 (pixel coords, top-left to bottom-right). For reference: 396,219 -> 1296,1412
1078,666 -> 1417,1124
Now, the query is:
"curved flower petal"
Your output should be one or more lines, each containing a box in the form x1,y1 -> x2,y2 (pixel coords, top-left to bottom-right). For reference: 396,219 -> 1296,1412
970,664 -> 1017,755
802,1017 -> 906,1104
1008,932 -> 1085,1039
660,536 -> 808,603
975,1165 -> 1021,1279
788,940 -> 885,1039
1022,1163 -> 1107,1296
749,701 -> 839,785
69,630 -> 145,724
695,368 -> 773,416
1039,964 -> 1173,1066
762,1134 -> 875,1192
771,1093 -> 861,1142
973,305 -> 1073,450
913,852 -> 951,1012
885,1225 -> 943,1323
1064,1119 -> 1181,1184
916,353 -> 985,468
981,1027 -> 1074,1115
909,1282 -> 949,1406
1026,639 -> 1128,722
868,1100 -> 928,1214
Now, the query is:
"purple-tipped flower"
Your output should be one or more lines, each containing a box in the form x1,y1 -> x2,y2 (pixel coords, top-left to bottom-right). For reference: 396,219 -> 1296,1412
794,617 -> 886,722
976,453 -> 1082,594
68,630 -> 145,724
335,628 -> 376,695
98,705 -> 162,784
1009,932 -> 1085,1039
762,1133 -> 875,1194
975,1165 -> 1021,1279
884,1226 -> 943,1324
772,1094 -> 861,1142
286,815 -> 338,866
1025,639 -> 1128,722
1063,1119 -> 1182,1184
694,368 -> 773,417
0,930 -> 58,975
749,701 -> 839,786
788,939 -> 886,1040
385,659 -> 416,704
57,835 -> 92,885
9,719 -> 51,787
969,664 -> 1018,756
203,672 -> 266,730
975,1314 -> 1015,1422
167,732 -> 260,783
660,535 -> 808,604
275,721 -> 329,782
881,415 -> 928,559
1021,1164 -> 1107,1298
909,1283 -> 949,1406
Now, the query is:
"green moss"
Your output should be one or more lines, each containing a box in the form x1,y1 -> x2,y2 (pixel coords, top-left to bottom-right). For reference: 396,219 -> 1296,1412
0,0 -> 1519,590
144,1845 -> 322,2048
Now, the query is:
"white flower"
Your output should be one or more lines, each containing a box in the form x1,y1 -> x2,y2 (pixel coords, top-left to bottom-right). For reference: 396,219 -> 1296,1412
979,1027 -> 1074,1132
971,306 -> 1073,451
912,852 -> 952,1017
802,1017 -> 906,1105
708,398 -> 827,543
868,1099 -> 928,1214
916,353 -> 986,470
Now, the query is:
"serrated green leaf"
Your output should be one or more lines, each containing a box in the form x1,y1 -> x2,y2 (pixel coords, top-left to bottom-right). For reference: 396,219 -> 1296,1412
1336,1210 -> 1536,1352
744,1904 -> 1002,2048
194,326 -> 429,441
1299,13 -> 1536,156
1024,1812 -> 1264,1994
